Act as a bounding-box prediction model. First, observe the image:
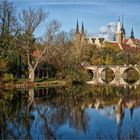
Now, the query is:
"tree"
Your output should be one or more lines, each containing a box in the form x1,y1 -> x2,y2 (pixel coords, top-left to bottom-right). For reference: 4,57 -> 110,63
0,56 -> 7,73
91,42 -> 126,65
42,31 -> 97,81
0,0 -> 20,71
42,30 -> 72,71
19,8 -> 60,81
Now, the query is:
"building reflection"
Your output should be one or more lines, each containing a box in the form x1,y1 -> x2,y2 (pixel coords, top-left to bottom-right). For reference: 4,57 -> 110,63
115,98 -> 125,126
115,97 -> 137,126
32,86 -> 140,132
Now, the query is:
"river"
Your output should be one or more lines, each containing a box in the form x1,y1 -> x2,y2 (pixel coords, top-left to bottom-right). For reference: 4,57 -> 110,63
0,85 -> 140,139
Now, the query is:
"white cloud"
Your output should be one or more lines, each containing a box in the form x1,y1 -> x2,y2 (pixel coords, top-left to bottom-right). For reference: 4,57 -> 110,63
99,22 -> 117,41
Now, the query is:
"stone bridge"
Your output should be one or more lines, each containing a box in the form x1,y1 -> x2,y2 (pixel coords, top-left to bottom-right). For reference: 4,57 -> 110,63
85,64 -> 140,86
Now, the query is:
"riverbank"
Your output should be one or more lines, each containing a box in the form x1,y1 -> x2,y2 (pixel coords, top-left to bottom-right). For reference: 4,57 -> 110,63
0,79 -> 68,89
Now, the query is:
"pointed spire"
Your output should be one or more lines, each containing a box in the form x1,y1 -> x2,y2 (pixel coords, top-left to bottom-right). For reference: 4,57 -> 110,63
81,21 -> 84,35
130,26 -> 135,39
121,16 -> 125,41
76,19 -> 79,34
117,16 -> 121,33
122,16 -> 124,29
121,16 -> 125,33
118,16 -> 120,22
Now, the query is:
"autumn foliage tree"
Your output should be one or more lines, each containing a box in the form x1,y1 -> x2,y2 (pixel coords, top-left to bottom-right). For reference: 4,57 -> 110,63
19,8 -> 60,81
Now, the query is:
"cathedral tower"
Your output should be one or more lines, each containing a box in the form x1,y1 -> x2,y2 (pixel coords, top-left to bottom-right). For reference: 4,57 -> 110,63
121,16 -> 126,41
116,17 -> 122,44
81,21 -> 84,35
74,19 -> 81,45
130,26 -> 135,39
76,19 -> 79,34
81,22 -> 86,43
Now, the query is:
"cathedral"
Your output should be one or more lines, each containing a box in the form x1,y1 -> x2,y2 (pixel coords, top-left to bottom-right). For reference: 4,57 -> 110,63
115,17 -> 140,48
74,18 -> 140,50
74,20 -> 105,47
74,20 -> 86,45
108,17 -> 140,51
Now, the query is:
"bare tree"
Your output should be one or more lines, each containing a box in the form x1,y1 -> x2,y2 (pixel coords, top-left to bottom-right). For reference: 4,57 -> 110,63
19,8 -> 60,81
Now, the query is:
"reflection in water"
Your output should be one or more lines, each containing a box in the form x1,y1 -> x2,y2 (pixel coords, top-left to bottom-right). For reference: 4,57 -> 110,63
0,85 -> 140,139
115,98 -> 125,126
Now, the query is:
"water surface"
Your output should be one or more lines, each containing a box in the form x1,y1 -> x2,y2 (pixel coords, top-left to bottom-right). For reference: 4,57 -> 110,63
0,85 -> 140,139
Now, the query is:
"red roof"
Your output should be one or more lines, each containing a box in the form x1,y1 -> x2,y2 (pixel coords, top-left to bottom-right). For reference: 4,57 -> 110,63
108,42 -> 123,50
108,42 -> 133,50
123,38 -> 140,44
121,43 -> 131,50
123,39 -> 128,44
121,43 -> 140,53
131,39 -> 140,44
32,50 -> 40,57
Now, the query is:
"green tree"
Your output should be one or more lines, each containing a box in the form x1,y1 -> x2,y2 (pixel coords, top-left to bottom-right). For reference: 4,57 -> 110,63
91,42 -> 127,65
0,0 -> 20,75
0,0 -> 20,61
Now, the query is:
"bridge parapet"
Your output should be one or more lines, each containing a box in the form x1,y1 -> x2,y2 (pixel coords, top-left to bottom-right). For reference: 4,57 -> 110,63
85,64 -> 140,86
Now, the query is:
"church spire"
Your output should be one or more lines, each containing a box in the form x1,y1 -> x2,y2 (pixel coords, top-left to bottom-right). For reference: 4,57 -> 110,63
81,21 -> 84,35
116,16 -> 122,44
122,16 -> 124,29
117,16 -> 121,33
76,19 -> 79,34
121,16 -> 125,41
130,26 -> 135,39
121,16 -> 125,34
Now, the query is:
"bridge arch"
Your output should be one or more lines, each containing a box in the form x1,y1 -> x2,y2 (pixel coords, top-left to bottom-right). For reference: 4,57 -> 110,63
100,67 -> 115,84
122,67 -> 140,84
85,65 -> 140,86
87,69 -> 95,80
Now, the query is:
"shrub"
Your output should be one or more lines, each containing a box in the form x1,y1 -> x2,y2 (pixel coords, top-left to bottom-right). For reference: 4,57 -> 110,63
3,73 -> 14,82
61,68 -> 89,83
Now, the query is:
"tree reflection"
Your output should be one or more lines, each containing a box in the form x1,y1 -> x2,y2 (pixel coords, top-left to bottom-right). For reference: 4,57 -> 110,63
1,85 -> 140,139
28,88 -> 56,140
0,90 -> 28,139
69,108 -> 89,134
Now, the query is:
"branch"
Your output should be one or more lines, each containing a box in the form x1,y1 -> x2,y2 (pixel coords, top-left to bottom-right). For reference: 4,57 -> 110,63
27,50 -> 33,69
33,42 -> 49,70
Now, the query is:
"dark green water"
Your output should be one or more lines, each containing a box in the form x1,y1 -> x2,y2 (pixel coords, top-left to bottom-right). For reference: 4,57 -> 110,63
0,85 -> 140,139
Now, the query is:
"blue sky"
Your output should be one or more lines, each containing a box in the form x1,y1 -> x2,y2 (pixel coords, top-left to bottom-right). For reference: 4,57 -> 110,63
11,0 -> 140,38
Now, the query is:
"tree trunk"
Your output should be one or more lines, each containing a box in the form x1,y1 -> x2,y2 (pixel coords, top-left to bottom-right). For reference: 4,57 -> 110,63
29,68 -> 35,82
27,88 -> 35,116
